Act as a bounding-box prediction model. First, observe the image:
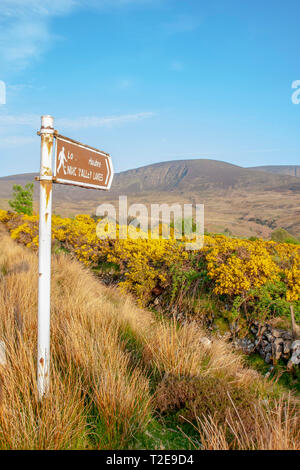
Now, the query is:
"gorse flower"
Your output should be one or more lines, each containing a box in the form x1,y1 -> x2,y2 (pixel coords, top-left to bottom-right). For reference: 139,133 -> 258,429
0,210 -> 299,305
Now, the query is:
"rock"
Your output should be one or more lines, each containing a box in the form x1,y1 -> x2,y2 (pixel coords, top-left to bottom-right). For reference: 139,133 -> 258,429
265,366 -> 274,379
265,353 -> 272,364
264,343 -> 272,353
283,341 -> 292,356
236,338 -> 255,354
282,332 -> 293,341
274,338 -> 284,346
287,355 -> 300,369
199,337 -> 212,348
231,322 -> 298,368
291,340 -> 300,350
272,338 -> 284,361
263,332 -> 273,342
258,347 -> 264,357
287,340 -> 300,369
272,329 -> 284,338
251,325 -> 258,334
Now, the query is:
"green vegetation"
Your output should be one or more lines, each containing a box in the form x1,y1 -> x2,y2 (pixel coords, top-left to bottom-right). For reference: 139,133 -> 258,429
245,355 -> 300,394
8,183 -> 34,216
248,217 -> 277,229
271,228 -> 300,245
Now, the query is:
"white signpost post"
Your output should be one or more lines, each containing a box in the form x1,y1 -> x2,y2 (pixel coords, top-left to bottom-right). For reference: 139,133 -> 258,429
37,115 -> 114,400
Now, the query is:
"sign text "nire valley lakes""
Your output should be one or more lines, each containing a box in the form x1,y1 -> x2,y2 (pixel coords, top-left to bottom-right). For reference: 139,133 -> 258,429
65,164 -> 104,182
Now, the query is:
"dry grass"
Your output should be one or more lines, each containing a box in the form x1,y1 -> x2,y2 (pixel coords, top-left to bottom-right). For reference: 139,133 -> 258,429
142,321 -> 299,449
194,394 -> 300,450
0,225 -> 299,450
0,226 -> 151,449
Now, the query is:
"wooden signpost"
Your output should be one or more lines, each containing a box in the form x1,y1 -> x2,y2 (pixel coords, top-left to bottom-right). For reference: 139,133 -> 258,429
54,134 -> 113,190
37,115 -> 114,399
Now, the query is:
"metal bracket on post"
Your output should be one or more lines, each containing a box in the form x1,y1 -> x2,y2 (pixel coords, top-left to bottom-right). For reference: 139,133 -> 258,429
37,115 -> 54,400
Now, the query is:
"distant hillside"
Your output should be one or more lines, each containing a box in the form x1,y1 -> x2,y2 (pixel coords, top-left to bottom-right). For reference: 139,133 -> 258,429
112,159 -> 247,192
0,159 -> 299,238
110,160 -> 300,194
1,160 -> 300,198
249,165 -> 300,178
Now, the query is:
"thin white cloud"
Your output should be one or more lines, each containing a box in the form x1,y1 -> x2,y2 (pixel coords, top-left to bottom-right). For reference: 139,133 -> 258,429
164,152 -> 216,159
116,78 -> 134,90
247,149 -> 280,153
0,114 -> 40,127
0,0 -> 159,72
0,0 -> 150,18
0,1 -> 75,71
7,84 -> 34,93
0,136 -> 36,147
0,0 -> 76,17
0,112 -> 156,130
56,112 -> 156,129
162,15 -> 201,35
0,111 -> 156,148
170,60 -> 184,71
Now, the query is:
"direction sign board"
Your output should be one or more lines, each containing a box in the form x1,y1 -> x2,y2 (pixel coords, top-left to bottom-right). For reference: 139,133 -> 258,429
54,134 -> 114,190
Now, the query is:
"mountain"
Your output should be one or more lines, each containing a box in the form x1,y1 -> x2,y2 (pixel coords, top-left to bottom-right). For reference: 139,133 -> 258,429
249,165 -> 300,178
1,160 -> 300,197
111,159 -> 300,193
1,159 -> 300,238
112,159 -> 247,192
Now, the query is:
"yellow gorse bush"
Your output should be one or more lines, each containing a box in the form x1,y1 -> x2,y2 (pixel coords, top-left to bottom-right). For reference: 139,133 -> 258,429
0,209 -> 11,223
103,237 -> 188,305
0,210 -> 299,304
265,240 -> 300,302
203,235 -> 280,296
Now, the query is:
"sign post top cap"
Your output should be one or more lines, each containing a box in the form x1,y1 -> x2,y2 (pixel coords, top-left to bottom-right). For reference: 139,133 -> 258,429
41,115 -> 54,129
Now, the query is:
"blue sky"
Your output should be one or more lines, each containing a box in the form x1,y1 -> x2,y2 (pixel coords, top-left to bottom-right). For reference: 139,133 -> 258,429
0,0 -> 299,177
